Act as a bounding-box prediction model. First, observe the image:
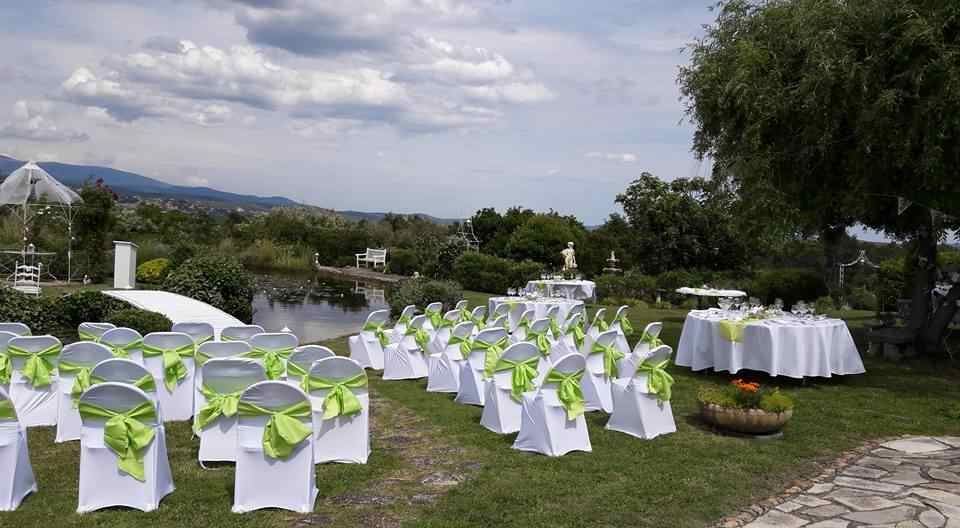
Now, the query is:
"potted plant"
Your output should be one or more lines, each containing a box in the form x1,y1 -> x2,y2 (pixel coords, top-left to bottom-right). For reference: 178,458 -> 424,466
697,379 -> 795,435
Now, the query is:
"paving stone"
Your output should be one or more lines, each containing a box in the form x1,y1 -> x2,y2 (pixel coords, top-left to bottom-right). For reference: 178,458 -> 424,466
808,483 -> 836,495
913,489 -> 960,507
924,483 -> 960,494
795,495 -> 833,507
922,500 -> 960,519
930,470 -> 960,484
935,438 -> 960,449
922,460 -> 952,468
898,522 -> 925,528
835,476 -> 904,494
883,439 -> 951,455
807,521 -> 849,528
919,509 -> 947,528
862,456 -> 906,470
777,501 -> 804,513
831,492 -> 902,512
843,506 -> 917,525
745,510 -> 810,528
846,465 -> 892,479
804,504 -> 851,517
886,470 -> 932,486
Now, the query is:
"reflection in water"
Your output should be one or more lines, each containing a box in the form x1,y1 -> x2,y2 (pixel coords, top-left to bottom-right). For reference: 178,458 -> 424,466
251,273 -> 389,344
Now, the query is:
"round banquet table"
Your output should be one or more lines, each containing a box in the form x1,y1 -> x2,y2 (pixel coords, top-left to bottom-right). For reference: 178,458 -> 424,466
525,280 -> 596,301
488,296 -> 584,330
676,309 -> 866,378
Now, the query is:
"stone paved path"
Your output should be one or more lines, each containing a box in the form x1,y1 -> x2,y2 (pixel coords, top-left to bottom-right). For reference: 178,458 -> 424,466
735,436 -> 960,528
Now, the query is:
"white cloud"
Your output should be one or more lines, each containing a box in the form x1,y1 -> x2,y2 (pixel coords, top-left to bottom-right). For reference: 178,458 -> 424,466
585,151 -> 638,163
0,100 -> 89,142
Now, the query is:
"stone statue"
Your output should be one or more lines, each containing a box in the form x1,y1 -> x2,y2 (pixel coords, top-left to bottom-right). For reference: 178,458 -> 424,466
561,241 -> 577,271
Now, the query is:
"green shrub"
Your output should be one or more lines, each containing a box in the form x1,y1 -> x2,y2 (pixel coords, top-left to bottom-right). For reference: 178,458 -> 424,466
814,295 -> 836,314
698,382 -> 795,413
749,268 -> 827,308
877,257 -> 908,309
57,290 -> 128,326
169,242 -> 197,269
387,278 -> 463,315
387,248 -> 420,276
759,390 -> 795,413
452,252 -> 513,294
163,255 -> 255,322
508,260 -> 545,290
596,270 -> 658,303
429,240 -> 466,280
0,287 -> 60,333
847,286 -> 878,311
105,308 -> 172,335
136,258 -> 171,284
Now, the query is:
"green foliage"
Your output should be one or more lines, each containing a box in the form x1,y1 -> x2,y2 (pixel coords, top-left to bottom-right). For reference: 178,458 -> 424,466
57,290 -> 128,325
0,287 -> 60,333
596,271 -> 658,303
136,258 -> 171,284
749,269 -> 827,308
386,248 -> 420,276
0,287 -> 169,337
697,383 -> 795,412
238,240 -> 312,272
452,252 -> 543,294
73,181 -> 117,281
505,213 -> 587,268
430,240 -> 466,280
759,390 -> 795,413
847,286 -> 878,311
169,242 -> 197,269
877,257 -> 909,309
162,255 -> 255,322
386,278 -> 463,315
814,295 -> 836,314
105,308 -> 172,335
507,260 -> 545,290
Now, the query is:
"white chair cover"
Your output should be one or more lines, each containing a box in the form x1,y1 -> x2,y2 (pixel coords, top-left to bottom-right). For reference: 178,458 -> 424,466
618,322 -> 663,379
427,309 -> 460,355
348,309 -> 389,370
565,304 -> 585,324
171,321 -> 215,345
0,386 -> 36,511
55,342 -> 113,443
78,322 -> 115,341
195,359 -> 266,463
553,313 -> 584,356
518,317 -> 554,357
77,383 -> 174,512
610,305 -> 631,352
233,381 -> 316,513
470,306 -> 487,327
427,321 -> 473,393
579,330 -> 618,413
455,300 -> 469,311
220,325 -> 265,343
248,333 -> 300,381
513,353 -> 592,457
100,327 -> 145,365
389,305 -> 417,344
88,359 -> 161,414
606,345 -> 676,439
142,332 -> 196,422
454,327 -> 507,406
8,335 -> 61,427
512,309 -> 535,341
196,341 -> 251,369
286,345 -> 335,387
0,331 -> 16,392
487,314 -> 509,335
0,323 -> 30,336
382,315 -> 429,380
306,357 -> 369,464
587,308 -> 607,340
422,302 -> 444,332
481,342 -> 541,434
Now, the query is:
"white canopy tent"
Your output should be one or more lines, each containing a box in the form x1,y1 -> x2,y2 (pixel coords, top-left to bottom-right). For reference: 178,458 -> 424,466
0,161 -> 83,283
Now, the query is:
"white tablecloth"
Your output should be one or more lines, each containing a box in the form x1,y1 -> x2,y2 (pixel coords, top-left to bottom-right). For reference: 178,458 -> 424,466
525,280 -> 596,301
676,309 -> 866,378
676,287 -> 747,297
488,297 -> 584,326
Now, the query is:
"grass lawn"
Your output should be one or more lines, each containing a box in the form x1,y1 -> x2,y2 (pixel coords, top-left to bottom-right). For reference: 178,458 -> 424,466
5,291 -> 960,527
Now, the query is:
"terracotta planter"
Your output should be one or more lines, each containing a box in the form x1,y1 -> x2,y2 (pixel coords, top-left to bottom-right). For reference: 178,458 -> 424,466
698,401 -> 793,435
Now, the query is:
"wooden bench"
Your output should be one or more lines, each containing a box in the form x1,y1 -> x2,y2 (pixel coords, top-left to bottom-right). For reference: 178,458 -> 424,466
355,248 -> 387,269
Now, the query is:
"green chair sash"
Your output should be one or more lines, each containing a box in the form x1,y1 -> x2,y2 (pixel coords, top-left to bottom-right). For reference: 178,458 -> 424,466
447,335 -> 473,360
549,316 -> 562,339
286,360 -> 310,379
516,318 -> 531,333
425,309 -> 443,329
237,400 -> 312,459
639,331 -> 664,348
473,336 -> 509,378
593,316 -> 610,332
617,314 -> 634,335
437,317 -> 456,329
59,360 -> 95,407
406,326 -> 431,350
301,372 -> 367,419
458,307 -> 472,323
525,328 -> 551,356
194,385 -> 242,433
470,314 -> 486,330
362,322 -> 390,347
7,343 -> 61,388
0,351 -> 11,385
142,342 -> 194,392
719,319 -> 761,342
78,329 -> 101,342
0,399 -> 16,420
545,369 -> 586,420
494,356 -> 540,402
397,314 -> 413,326
91,374 -> 156,393
242,346 -> 295,381
566,323 -> 586,350
77,401 -> 157,481
637,358 -> 674,402
590,341 -> 625,379
106,339 -> 143,360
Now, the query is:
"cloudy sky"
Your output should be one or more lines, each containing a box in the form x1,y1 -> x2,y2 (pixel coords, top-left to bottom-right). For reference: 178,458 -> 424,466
0,0 -> 717,224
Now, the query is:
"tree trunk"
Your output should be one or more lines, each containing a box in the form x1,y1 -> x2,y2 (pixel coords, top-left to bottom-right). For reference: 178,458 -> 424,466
909,221 -> 937,355
922,283 -> 959,355
820,226 -> 845,292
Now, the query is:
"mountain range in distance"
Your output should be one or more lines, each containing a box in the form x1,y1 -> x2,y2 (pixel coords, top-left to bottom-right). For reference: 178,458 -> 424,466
0,155 -> 459,223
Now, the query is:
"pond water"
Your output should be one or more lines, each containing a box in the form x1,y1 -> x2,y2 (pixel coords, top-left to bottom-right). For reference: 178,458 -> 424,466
250,272 -> 391,344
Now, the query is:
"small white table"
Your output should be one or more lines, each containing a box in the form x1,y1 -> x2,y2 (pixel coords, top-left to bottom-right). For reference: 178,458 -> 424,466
676,309 -> 866,379
675,287 -> 747,297
525,280 -> 596,301
488,296 -> 584,330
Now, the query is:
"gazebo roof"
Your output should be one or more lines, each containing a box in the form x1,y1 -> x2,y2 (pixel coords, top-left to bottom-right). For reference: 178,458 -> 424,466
0,161 -> 82,206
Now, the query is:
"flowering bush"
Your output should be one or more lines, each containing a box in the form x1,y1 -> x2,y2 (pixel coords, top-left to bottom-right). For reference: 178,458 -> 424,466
136,258 -> 171,284
697,379 -> 794,413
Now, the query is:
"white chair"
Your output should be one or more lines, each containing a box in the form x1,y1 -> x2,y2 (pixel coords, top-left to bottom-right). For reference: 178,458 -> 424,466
481,342 -> 543,434
78,322 -> 115,342
487,314 -> 510,334
220,325 -> 265,343
427,321 -> 473,393
587,308 -> 609,340
0,323 -> 30,336
609,305 -> 632,352
606,345 -> 677,439
565,304 -> 585,325
77,383 -> 174,512
618,322 -> 664,379
55,341 -> 113,443
349,309 -> 390,370
195,340 -> 251,368
303,357 -> 369,464
286,345 -> 335,387
246,333 -> 299,381
423,302 -> 444,332
389,305 -> 417,344
142,332 -> 196,422
382,315 -> 429,380
99,327 -> 145,364
7,335 -> 61,427
0,386 -> 36,511
512,309 -> 535,341
579,330 -> 620,413
521,317 -> 554,358
195,359 -> 266,463
469,306 -> 487,329
171,322 -> 215,347
233,381 -> 316,513
455,327 -> 508,406
544,304 -> 562,337
554,313 -> 585,357
455,299 -> 469,312
513,353 -> 592,457
428,309 -> 460,355
89,359 -> 160,410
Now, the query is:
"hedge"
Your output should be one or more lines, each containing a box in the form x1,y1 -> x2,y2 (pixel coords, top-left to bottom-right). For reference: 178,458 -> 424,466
452,252 -> 543,294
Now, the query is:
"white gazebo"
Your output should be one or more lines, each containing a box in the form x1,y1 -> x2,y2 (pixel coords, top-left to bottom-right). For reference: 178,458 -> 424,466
0,161 -> 83,283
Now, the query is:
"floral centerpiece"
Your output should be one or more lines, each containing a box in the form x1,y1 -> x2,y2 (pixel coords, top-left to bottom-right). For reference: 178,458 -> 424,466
697,379 -> 795,435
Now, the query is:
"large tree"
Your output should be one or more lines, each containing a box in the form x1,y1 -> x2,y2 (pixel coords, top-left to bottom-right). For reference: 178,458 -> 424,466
679,0 -> 960,354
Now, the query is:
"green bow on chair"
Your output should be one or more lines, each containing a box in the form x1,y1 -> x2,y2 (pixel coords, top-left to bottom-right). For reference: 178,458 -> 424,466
545,369 -> 586,420
77,401 -> 157,482
470,314 -> 486,330
141,342 -> 194,392
548,316 -> 562,339
363,322 -> 390,347
194,385 -> 242,433
406,325 -> 431,351
458,307 -> 472,323
566,322 -> 586,350
0,350 -> 12,385
242,346 -> 295,381
78,329 -> 101,342
636,358 -> 675,403
59,360 -> 95,407
447,334 -> 474,360
91,373 -> 156,393
437,317 -> 456,329
617,314 -> 634,335
525,328 -> 552,357
286,360 -> 310,380
590,341 -> 624,379
7,343 -> 61,388
425,308 -> 444,329
516,318 -> 531,334
397,313 -> 413,326
0,399 -> 16,420
106,339 -> 143,360
473,336 -> 509,378
639,331 -> 663,348
593,315 -> 610,332
237,400 -> 312,459
302,372 -> 367,419
494,356 -> 540,402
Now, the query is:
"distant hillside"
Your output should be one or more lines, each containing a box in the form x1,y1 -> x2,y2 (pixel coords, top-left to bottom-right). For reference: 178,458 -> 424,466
337,210 -> 461,225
